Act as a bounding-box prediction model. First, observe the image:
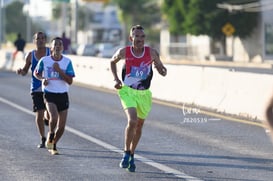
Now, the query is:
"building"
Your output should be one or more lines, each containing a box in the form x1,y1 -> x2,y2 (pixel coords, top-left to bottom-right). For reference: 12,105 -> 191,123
77,3 -> 123,46
160,0 -> 273,63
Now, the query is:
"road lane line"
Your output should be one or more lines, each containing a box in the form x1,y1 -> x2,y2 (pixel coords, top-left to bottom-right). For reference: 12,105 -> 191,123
0,96 -> 202,181
0,97 -> 35,116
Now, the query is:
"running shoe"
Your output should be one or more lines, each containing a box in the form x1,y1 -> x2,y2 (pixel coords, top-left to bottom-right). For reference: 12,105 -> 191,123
50,144 -> 59,155
46,133 -> 54,150
37,137 -> 46,148
119,151 -> 130,168
127,155 -> 136,172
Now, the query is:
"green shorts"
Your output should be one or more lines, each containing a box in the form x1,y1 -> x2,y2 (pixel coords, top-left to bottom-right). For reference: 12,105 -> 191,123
118,86 -> 152,119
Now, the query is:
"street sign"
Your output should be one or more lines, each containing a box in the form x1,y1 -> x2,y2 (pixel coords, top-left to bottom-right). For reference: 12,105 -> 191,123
222,22 -> 235,36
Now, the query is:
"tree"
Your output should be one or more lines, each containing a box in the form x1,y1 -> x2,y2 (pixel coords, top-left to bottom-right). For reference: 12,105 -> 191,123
111,0 -> 162,44
51,2 -> 87,31
162,0 -> 259,39
5,1 -> 42,42
5,1 -> 28,41
162,0 -> 189,36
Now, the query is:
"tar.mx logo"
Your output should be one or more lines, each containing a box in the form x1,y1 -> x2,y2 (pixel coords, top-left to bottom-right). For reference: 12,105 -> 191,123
181,104 -> 221,124
182,104 -> 200,116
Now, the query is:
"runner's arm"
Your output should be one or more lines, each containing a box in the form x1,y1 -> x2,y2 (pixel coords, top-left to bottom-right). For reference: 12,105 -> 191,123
151,48 -> 167,76
110,48 -> 125,89
16,52 -> 31,76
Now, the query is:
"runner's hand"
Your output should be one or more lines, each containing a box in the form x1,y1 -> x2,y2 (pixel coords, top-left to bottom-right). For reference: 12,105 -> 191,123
114,79 -> 122,89
16,68 -> 22,75
43,78 -> 49,86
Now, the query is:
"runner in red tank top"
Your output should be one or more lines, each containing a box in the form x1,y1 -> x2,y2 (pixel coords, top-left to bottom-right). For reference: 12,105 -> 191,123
110,25 -> 167,172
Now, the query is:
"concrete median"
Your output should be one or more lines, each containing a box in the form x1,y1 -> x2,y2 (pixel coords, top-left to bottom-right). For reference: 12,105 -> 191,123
1,50 -> 272,122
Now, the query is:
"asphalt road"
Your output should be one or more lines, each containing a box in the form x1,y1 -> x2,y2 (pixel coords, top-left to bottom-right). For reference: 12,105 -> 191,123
1,70 -> 273,181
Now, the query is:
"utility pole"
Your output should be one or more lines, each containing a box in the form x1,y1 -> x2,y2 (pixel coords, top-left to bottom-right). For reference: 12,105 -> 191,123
0,0 -> 5,45
61,1 -> 67,33
71,0 -> 78,44
0,0 -> 2,45
26,0 -> 31,42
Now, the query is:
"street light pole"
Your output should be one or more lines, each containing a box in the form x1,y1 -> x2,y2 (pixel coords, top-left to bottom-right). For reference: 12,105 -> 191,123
0,0 -> 2,45
71,0 -> 78,44
26,0 -> 31,42
23,0 -> 31,42
0,0 -> 5,44
61,1 -> 67,33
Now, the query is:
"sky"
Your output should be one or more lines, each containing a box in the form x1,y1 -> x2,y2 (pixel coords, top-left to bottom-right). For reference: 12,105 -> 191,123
28,0 -> 52,19
1,0 -> 52,19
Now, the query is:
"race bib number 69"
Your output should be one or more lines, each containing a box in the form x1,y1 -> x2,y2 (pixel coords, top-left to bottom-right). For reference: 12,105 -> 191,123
131,66 -> 149,80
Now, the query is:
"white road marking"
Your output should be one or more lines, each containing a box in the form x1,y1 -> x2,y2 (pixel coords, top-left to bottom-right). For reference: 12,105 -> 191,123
0,96 -> 202,181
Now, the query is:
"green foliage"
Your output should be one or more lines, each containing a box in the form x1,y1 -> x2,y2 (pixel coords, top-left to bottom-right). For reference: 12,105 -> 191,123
5,1 -> 27,40
113,0 -> 161,26
51,2 -> 87,30
162,0 -> 260,40
52,3 -> 62,19
162,0 -> 189,35
4,1 -> 43,42
111,0 -> 162,44
5,33 -> 17,43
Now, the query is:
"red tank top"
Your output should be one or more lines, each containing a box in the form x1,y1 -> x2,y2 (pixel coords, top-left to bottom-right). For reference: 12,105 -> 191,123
122,46 -> 153,90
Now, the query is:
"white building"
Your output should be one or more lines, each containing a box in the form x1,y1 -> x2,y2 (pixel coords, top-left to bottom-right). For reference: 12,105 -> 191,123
77,4 -> 123,46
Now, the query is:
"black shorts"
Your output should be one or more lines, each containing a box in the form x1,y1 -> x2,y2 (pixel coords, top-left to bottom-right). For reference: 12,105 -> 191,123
44,92 -> 69,112
31,92 -> 46,112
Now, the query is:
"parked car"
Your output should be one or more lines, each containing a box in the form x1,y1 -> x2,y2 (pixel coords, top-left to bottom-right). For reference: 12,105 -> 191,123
96,43 -> 122,58
70,44 -> 79,55
76,44 -> 98,56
